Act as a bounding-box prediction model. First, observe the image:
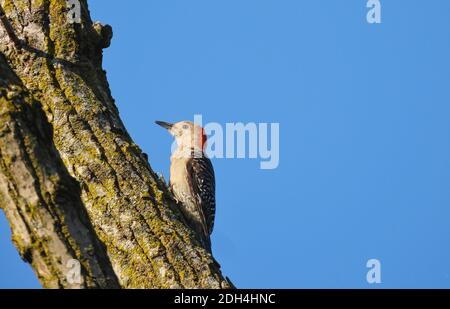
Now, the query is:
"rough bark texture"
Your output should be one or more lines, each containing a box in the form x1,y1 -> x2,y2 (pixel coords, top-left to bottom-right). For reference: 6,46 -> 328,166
0,0 -> 231,289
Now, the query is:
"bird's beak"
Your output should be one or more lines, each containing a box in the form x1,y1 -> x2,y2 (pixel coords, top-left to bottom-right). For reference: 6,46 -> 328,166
155,121 -> 173,130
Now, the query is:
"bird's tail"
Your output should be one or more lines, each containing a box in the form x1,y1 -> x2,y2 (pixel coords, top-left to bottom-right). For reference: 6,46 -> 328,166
202,235 -> 222,269
202,234 -> 212,254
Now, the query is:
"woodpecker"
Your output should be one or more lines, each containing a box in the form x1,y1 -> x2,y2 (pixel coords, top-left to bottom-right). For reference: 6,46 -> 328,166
156,120 -> 215,252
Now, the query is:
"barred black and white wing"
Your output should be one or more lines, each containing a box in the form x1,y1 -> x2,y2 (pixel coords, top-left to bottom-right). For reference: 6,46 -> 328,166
186,156 -> 216,242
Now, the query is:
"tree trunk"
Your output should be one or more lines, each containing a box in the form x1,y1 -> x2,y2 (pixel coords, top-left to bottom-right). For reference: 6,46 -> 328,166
0,0 -> 231,289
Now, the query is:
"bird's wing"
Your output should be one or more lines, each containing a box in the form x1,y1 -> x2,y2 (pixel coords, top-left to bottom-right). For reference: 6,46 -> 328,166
186,156 -> 216,237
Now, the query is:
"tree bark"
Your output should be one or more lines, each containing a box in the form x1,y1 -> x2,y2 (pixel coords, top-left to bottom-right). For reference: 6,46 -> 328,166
0,0 -> 231,289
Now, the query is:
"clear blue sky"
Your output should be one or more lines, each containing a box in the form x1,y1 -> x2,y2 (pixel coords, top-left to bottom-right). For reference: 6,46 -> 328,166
1,0 -> 450,288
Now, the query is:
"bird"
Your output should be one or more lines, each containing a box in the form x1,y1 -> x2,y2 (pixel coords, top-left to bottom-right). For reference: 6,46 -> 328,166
156,120 -> 215,252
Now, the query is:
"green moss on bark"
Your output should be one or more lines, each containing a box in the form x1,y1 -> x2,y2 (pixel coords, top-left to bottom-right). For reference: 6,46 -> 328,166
0,0 -> 232,289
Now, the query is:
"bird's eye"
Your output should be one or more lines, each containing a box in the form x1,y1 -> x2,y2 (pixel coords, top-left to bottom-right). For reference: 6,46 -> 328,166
182,124 -> 189,130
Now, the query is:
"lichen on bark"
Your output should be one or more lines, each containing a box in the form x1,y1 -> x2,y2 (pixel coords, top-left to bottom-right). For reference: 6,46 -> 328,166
0,0 -> 231,289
